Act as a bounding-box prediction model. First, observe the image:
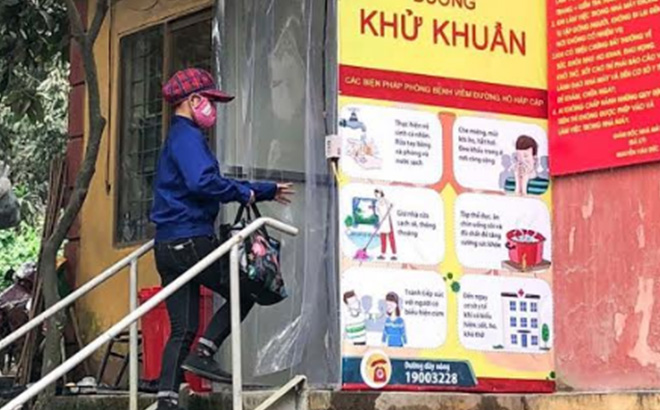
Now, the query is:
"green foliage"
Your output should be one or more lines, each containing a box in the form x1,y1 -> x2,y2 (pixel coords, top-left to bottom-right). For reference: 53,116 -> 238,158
0,1 -> 69,227
0,220 -> 42,290
0,61 -> 69,226
0,0 -> 68,121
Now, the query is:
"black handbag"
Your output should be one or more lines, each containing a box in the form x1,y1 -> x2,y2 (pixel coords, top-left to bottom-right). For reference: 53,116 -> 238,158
219,204 -> 288,306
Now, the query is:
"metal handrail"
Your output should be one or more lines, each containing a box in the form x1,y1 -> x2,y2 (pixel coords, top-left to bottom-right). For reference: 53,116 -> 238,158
1,217 -> 298,410
0,239 -> 154,353
0,239 -> 153,410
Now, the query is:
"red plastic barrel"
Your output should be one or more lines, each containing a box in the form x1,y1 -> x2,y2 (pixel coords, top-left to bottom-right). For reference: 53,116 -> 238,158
138,286 -> 214,393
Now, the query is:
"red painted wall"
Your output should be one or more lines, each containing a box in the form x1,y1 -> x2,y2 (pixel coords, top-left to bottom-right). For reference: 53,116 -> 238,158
554,163 -> 660,390
60,0 -> 660,391
64,0 -> 87,286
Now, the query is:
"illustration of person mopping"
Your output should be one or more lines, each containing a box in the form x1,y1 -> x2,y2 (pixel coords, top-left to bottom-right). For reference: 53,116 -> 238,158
375,189 -> 397,261
353,191 -> 396,262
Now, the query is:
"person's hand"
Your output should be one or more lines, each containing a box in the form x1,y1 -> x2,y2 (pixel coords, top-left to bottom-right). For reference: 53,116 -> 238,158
274,183 -> 295,205
0,161 -> 12,198
248,190 -> 256,205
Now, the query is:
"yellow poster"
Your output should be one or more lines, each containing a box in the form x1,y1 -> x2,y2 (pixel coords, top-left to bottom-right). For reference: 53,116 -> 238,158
337,0 -> 554,392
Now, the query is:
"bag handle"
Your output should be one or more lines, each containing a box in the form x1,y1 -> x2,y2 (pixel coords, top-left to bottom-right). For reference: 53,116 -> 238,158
250,203 -> 272,239
233,203 -> 260,224
234,203 -> 271,238
233,204 -> 248,225
250,203 -> 262,218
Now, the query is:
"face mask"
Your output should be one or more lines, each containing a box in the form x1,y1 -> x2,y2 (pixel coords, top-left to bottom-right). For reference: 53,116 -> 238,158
190,96 -> 217,129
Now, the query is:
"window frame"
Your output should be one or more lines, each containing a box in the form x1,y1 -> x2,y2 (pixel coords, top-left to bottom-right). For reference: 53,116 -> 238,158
113,9 -> 213,248
114,23 -> 165,247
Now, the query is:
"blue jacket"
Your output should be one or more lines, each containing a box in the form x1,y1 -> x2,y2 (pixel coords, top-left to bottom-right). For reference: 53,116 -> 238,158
150,116 -> 277,242
382,317 -> 407,347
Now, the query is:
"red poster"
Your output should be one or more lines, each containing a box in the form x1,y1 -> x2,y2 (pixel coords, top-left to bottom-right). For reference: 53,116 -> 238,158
548,0 -> 660,175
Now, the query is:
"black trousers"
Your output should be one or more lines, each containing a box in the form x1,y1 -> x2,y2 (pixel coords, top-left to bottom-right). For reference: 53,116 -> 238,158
154,235 -> 255,395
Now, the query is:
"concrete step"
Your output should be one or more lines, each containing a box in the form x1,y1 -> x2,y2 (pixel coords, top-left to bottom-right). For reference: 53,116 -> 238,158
4,390 -> 660,410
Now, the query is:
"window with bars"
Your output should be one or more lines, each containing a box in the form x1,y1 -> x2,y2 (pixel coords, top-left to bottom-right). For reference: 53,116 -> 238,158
117,27 -> 163,244
115,11 -> 212,246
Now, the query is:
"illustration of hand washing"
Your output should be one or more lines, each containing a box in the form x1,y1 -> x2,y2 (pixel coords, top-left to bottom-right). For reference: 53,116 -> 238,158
340,109 -> 383,170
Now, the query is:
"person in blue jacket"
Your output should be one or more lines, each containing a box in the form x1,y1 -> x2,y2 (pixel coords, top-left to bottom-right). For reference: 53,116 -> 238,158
151,68 -> 293,410
382,292 -> 407,348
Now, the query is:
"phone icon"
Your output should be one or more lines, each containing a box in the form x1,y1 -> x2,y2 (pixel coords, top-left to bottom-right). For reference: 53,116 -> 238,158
371,359 -> 388,383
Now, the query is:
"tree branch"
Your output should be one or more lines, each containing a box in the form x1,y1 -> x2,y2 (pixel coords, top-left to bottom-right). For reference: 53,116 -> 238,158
49,0 -> 109,247
35,2 -> 109,406
63,0 -> 85,41
89,0 -> 109,43
50,43 -> 106,248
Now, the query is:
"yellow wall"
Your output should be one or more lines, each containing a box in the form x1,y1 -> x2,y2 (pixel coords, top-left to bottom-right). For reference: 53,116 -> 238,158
76,0 -> 213,339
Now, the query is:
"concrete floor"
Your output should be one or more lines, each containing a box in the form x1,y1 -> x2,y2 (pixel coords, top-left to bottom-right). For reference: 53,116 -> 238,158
5,390 -> 660,410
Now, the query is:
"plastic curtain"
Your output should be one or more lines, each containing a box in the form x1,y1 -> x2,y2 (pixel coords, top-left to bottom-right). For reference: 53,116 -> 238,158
213,0 -> 340,387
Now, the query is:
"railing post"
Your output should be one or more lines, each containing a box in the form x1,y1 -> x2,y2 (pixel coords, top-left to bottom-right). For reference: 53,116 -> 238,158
230,244 -> 242,410
0,241 -> 154,355
129,258 -> 139,410
0,220 -> 297,410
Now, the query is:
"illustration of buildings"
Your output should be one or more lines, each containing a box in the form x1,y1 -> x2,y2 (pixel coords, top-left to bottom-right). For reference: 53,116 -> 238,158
501,291 -> 543,351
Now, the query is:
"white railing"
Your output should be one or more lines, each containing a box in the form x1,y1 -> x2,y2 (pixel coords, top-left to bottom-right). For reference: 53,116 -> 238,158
0,217 -> 298,410
0,239 -> 155,410
0,240 -> 154,353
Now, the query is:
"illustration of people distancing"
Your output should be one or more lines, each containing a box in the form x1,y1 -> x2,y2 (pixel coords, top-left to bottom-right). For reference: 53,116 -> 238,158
374,189 -> 397,261
362,295 -> 387,334
382,292 -> 407,348
343,291 -> 367,346
503,135 -> 550,196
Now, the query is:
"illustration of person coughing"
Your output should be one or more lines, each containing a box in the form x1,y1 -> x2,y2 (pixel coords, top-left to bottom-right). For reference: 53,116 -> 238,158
503,135 -> 550,196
